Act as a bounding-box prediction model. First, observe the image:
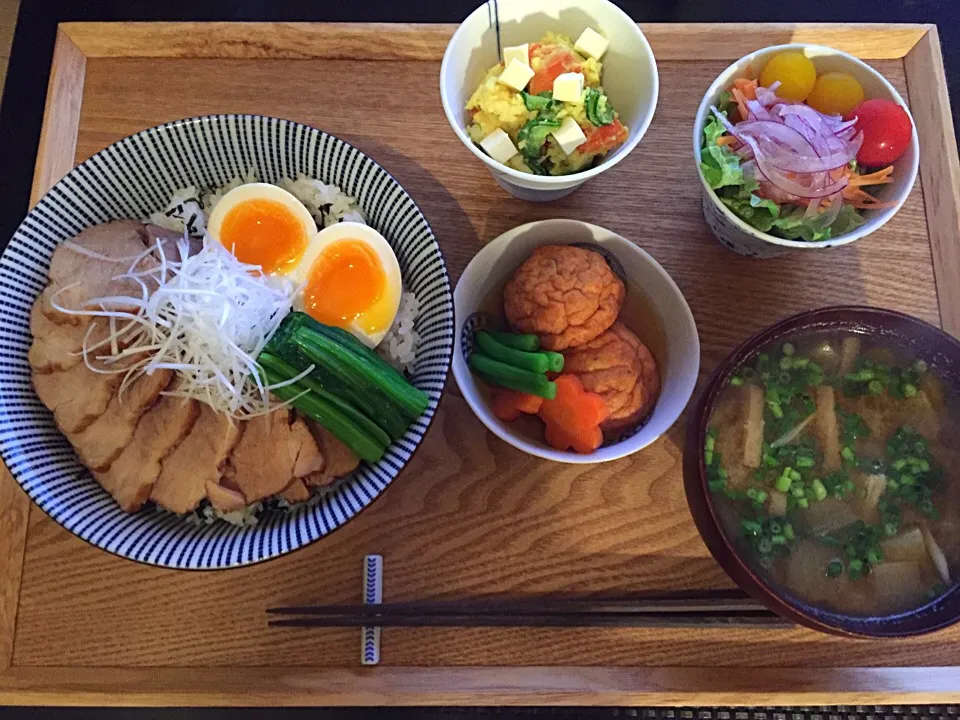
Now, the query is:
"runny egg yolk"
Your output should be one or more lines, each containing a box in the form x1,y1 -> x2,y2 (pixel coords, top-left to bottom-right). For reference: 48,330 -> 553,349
219,198 -> 308,274
303,240 -> 386,330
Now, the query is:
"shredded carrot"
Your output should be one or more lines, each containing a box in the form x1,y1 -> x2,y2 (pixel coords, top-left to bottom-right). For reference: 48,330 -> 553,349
839,165 -> 897,207
841,187 -> 897,208
733,77 -> 758,101
731,87 -> 750,122
537,375 -> 609,454
491,388 -> 544,422
716,135 -> 738,147
848,165 -> 895,187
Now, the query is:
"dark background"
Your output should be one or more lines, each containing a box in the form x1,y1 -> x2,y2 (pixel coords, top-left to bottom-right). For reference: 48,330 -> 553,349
0,0 -> 958,713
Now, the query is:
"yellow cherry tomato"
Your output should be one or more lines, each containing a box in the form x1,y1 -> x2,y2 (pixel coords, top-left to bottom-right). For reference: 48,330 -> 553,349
759,52 -> 817,102
805,72 -> 865,116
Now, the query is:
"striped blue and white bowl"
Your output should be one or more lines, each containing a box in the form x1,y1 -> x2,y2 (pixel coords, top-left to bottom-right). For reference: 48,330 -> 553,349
0,115 -> 454,569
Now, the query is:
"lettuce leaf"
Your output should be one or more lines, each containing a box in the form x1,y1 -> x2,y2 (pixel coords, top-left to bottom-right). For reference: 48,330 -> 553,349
700,111 -> 745,189
700,145 -> 744,189
720,191 -> 781,233
770,203 -> 866,242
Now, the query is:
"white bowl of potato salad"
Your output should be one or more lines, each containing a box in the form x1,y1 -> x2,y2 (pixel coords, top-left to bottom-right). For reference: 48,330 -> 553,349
440,0 -> 659,201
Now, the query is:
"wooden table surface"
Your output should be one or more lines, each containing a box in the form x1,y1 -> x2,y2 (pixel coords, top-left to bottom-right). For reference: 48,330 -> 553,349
1,22 -> 960,705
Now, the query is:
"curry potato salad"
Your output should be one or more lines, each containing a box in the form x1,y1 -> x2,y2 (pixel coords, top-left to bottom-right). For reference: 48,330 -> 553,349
466,30 -> 628,176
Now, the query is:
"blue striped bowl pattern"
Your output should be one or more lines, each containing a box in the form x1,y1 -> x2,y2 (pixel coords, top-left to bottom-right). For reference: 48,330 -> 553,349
0,115 -> 454,570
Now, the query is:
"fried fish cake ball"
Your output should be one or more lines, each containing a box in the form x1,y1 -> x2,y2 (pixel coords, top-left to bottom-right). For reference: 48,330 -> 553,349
562,322 -> 660,432
503,245 -> 624,351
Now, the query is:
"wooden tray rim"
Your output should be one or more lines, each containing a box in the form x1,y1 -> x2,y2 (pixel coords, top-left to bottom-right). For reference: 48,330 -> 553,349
2,20 -> 959,705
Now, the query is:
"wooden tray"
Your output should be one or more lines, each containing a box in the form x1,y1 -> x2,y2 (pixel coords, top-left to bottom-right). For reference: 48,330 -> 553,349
1,21 -> 959,706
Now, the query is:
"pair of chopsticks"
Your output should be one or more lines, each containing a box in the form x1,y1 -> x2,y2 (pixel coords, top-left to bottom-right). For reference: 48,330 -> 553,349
267,593 -> 788,629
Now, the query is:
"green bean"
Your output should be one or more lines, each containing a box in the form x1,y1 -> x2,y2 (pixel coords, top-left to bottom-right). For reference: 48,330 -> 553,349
475,331 -> 549,373
486,330 -> 540,352
469,352 -> 557,399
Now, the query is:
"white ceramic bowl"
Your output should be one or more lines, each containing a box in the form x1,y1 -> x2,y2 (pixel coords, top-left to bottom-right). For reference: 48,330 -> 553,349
440,0 -> 659,202
452,219 -> 699,464
693,43 -> 920,258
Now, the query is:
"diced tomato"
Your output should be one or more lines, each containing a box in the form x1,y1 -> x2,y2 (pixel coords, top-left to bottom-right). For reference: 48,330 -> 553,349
528,49 -> 581,95
577,118 -> 628,154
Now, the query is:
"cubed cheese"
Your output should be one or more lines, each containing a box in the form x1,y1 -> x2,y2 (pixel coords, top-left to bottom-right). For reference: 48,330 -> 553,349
479,128 -> 519,164
574,27 -> 609,60
551,117 -> 587,156
503,43 -> 530,68
553,72 -> 584,103
497,58 -> 535,92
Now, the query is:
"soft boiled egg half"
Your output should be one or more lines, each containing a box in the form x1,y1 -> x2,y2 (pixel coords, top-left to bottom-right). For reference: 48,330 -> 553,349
292,222 -> 402,348
207,183 -> 317,276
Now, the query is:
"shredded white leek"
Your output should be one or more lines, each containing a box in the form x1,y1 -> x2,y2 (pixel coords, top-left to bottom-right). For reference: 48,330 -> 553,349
52,235 -> 301,418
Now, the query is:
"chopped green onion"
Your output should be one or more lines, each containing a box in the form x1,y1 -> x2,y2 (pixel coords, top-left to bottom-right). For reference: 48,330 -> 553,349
775,473 -> 793,493
841,446 -> 856,462
779,356 -> 793,370
902,383 -> 917,398
782,343 -> 795,357
827,560 -> 844,578
783,523 -> 795,540
730,376 -> 745,387
811,478 -> 828,502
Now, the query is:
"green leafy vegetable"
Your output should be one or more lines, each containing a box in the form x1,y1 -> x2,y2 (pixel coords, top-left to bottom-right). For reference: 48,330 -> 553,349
719,185 -> 781,233
700,144 -> 745,190
262,311 -> 429,441
584,87 -> 614,126
521,91 -> 555,111
770,203 -> 866,242
257,354 -> 389,463
715,90 -> 735,116
518,116 -> 561,170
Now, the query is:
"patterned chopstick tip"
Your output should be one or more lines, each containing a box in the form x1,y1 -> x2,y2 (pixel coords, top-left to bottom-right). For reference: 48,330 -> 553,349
362,554 -> 383,666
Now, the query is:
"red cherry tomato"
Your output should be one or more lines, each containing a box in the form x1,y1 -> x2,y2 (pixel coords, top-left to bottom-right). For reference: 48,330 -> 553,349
848,98 -> 912,167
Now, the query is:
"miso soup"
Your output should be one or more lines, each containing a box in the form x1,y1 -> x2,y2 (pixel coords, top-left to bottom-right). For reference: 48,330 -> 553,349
706,330 -> 960,616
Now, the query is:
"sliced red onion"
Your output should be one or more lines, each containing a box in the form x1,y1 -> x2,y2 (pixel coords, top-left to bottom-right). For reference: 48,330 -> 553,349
739,122 -> 853,173
709,94 -> 859,198
757,82 -> 781,107
819,192 -> 844,228
746,99 -> 775,122
804,198 -> 822,219
744,135 -> 849,198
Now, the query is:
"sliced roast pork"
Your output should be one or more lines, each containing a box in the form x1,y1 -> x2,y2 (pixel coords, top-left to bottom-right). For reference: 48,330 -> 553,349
151,404 -> 244,514
205,481 -> 247,514
304,420 -> 361,487
69,369 -> 173,471
280,479 -> 312,504
225,410 -> 324,504
33,363 -> 126,434
42,220 -> 150,325
95,395 -> 200,511
28,300 -> 89,373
